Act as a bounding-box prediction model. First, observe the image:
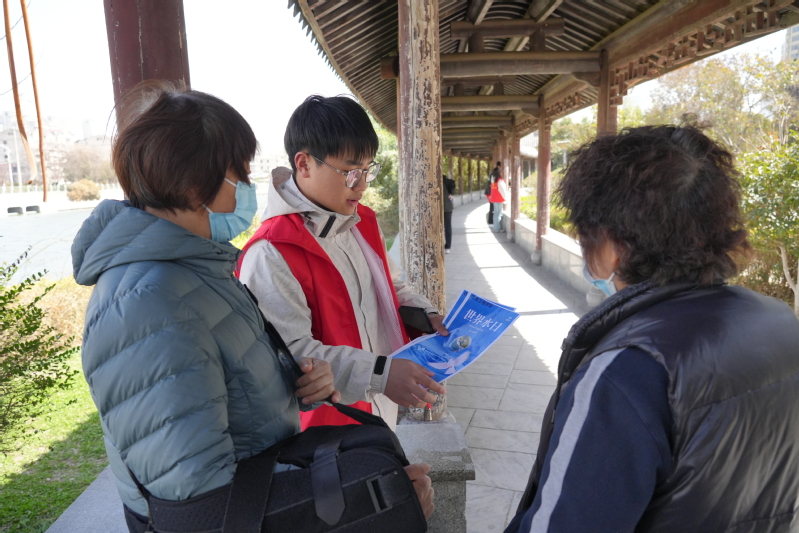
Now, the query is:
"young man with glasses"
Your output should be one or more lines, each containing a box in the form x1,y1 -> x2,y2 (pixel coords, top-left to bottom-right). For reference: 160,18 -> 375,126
238,95 -> 448,431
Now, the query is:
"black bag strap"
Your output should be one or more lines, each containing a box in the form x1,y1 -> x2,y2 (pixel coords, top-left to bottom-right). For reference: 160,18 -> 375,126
244,284 -> 390,430
311,439 -> 346,525
222,450 -> 279,533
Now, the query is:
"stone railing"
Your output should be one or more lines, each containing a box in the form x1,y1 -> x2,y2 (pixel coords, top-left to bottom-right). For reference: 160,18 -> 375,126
503,214 -> 593,297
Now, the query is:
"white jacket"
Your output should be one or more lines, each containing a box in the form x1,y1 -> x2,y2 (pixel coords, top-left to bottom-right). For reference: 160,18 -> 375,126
239,169 -> 437,429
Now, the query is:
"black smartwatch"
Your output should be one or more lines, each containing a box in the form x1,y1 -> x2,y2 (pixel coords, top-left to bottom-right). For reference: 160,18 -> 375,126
373,355 -> 388,375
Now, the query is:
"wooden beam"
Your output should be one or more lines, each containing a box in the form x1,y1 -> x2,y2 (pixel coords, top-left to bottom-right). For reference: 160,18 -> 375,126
442,127 -> 504,134
440,51 -> 601,78
572,71 -> 600,87
467,0 -> 493,26
380,56 -> 399,79
443,115 -> 513,126
398,0 -> 445,312
441,95 -> 540,112
450,18 -> 564,40
442,76 -> 517,87
597,49 -> 617,136
500,0 -> 565,54
442,51 -> 600,63
529,0 -> 564,21
444,132 -> 502,139
457,0 -> 494,54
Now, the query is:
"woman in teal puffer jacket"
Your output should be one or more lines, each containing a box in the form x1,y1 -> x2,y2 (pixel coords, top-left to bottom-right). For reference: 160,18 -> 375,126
72,81 -> 339,532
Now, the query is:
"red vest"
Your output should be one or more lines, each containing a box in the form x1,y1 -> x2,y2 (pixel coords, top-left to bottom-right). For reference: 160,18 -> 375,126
237,206 -> 409,429
488,178 -> 505,203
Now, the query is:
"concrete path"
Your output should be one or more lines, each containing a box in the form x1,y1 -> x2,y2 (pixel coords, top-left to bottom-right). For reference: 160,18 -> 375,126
45,198 -> 589,533
442,200 -> 589,532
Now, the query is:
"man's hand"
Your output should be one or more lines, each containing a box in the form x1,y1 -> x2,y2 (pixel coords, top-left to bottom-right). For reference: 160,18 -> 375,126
295,358 -> 341,404
404,463 -> 435,520
384,359 -> 446,408
428,313 -> 449,336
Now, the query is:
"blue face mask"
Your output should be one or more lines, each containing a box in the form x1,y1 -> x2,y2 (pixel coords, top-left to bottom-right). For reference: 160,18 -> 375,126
203,178 -> 258,242
582,261 -> 617,297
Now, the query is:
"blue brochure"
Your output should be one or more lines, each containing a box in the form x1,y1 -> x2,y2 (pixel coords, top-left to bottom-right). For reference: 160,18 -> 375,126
392,290 -> 519,382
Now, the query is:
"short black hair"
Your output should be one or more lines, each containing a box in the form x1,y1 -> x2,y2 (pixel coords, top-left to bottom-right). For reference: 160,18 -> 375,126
114,80 -> 257,212
495,161 -> 501,167
284,95 -> 378,173
558,124 -> 750,286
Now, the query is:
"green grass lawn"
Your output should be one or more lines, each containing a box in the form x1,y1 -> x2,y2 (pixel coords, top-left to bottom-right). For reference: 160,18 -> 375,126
0,351 -> 107,533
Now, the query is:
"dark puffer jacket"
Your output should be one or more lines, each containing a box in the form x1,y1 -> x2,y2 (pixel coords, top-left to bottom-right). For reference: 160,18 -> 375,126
520,282 -> 799,532
72,200 -> 300,516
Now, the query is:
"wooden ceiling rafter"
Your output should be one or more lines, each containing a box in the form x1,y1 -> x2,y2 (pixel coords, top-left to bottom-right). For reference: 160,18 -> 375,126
291,0 -> 796,145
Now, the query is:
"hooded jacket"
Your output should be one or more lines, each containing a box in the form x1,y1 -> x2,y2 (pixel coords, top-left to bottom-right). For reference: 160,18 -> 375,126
72,200 -> 300,516
238,168 -> 437,430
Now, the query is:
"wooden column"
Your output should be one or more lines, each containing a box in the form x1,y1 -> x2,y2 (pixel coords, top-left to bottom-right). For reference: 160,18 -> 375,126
399,0 -> 445,311
467,156 -> 473,194
501,135 -> 510,184
534,94 -> 551,263
597,49 -> 617,137
104,0 -> 190,110
456,155 -> 463,195
510,128 -> 521,234
446,152 -> 454,196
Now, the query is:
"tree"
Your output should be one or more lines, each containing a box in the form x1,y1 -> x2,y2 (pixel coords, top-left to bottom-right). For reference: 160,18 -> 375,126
739,139 -> 799,314
63,146 -> 116,184
0,252 -> 79,451
361,116 -> 400,238
646,54 -> 799,152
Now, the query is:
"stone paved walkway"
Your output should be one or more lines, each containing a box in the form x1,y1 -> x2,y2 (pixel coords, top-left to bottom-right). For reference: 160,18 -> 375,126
443,200 -> 589,533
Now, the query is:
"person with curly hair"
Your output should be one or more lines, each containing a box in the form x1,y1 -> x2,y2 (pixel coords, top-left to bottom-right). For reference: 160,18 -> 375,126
506,125 -> 799,533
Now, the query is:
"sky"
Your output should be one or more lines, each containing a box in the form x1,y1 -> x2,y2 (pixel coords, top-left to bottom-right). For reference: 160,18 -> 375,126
0,0 -> 350,156
0,1 -> 789,154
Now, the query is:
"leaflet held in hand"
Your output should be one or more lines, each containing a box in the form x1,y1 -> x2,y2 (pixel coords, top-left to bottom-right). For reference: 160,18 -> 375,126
392,290 -> 520,382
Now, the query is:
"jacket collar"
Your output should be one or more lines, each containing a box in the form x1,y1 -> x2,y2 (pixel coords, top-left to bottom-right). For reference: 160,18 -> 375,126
264,166 -> 360,239
72,200 -> 240,286
559,280 -> 702,384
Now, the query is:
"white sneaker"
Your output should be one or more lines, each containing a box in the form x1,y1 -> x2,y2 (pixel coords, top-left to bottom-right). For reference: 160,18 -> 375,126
445,249 -> 451,254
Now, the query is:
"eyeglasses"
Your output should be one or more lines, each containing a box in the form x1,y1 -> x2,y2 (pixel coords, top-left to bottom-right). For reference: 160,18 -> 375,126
307,153 -> 381,188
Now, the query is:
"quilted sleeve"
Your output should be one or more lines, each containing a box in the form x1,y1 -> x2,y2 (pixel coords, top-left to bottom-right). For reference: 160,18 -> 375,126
82,283 -> 236,505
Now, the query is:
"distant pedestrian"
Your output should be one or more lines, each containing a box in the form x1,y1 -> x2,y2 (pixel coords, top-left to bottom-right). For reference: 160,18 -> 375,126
487,166 -> 507,233
442,173 -> 456,253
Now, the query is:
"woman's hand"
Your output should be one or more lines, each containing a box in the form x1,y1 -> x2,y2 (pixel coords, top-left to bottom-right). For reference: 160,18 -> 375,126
295,358 -> 341,404
404,463 -> 435,520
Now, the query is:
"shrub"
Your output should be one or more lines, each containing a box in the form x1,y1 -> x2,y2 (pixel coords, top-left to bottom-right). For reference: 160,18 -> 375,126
67,179 -> 101,202
0,252 -> 79,451
520,193 -> 574,236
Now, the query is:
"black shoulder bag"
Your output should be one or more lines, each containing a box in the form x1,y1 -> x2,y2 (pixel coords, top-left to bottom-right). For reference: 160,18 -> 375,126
123,290 -> 427,533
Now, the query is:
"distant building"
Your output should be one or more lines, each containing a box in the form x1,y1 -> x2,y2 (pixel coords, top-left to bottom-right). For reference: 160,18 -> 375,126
0,112 -> 80,186
250,152 -> 289,179
782,25 -> 799,61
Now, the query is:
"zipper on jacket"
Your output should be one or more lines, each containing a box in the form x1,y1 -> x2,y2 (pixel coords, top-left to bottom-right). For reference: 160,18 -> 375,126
319,215 -> 336,238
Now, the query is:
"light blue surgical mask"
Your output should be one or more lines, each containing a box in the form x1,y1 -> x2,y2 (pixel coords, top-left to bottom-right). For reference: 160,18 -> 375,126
203,178 -> 257,242
582,261 -> 617,297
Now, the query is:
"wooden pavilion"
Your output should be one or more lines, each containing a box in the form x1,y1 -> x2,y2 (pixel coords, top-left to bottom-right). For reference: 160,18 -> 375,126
102,0 -> 799,309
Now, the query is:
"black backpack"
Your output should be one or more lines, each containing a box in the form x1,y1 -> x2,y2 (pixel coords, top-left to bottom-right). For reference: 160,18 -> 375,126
124,302 -> 427,533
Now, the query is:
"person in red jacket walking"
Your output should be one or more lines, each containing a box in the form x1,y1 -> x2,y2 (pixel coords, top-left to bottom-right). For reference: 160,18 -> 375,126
238,95 -> 448,433
488,166 -> 509,233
